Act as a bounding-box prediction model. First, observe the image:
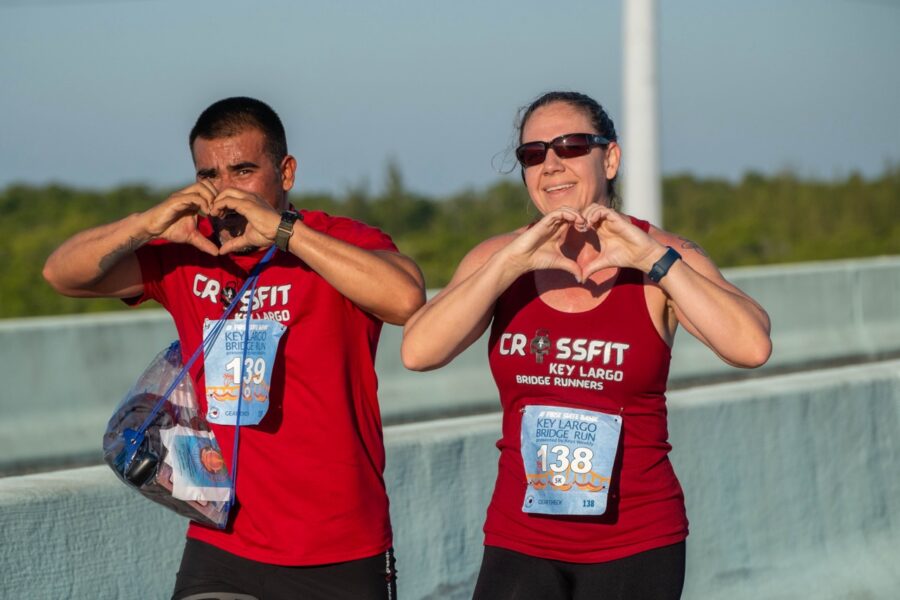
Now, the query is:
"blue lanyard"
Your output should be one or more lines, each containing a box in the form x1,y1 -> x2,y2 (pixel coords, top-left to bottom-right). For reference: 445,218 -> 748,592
123,245 -> 279,504
227,252 -> 273,510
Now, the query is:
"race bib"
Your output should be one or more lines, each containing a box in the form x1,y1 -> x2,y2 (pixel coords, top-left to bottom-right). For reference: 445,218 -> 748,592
520,404 -> 622,516
203,318 -> 286,426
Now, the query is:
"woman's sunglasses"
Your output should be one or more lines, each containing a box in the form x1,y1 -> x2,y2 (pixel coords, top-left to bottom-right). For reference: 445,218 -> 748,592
515,133 -> 610,167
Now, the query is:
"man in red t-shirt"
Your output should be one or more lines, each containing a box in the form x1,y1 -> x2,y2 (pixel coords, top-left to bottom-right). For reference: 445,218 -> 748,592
43,97 -> 425,600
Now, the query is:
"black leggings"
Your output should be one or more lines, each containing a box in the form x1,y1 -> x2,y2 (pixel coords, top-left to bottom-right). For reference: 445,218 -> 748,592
472,542 -> 685,600
172,539 -> 397,600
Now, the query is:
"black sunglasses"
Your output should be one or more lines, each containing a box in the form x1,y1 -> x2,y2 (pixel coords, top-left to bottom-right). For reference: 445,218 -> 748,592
515,133 -> 610,168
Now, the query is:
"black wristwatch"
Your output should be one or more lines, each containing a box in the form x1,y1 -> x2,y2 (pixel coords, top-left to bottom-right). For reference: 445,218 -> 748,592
647,246 -> 682,283
274,210 -> 301,252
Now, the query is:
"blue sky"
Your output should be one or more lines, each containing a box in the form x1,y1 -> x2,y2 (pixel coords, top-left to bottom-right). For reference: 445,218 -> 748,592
1,0 -> 898,197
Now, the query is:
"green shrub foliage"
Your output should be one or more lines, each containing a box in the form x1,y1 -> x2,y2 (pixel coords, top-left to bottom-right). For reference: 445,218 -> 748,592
3,164 -> 898,318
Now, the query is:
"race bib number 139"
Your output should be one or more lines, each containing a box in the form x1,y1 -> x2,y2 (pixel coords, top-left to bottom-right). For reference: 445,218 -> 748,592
203,318 -> 286,427
520,404 -> 622,516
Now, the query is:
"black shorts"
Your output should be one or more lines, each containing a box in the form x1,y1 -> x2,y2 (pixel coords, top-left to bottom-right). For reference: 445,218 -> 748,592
472,542 -> 685,600
171,539 -> 397,600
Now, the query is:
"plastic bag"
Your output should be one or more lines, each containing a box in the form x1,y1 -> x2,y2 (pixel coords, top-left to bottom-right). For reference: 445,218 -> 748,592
103,341 -> 232,528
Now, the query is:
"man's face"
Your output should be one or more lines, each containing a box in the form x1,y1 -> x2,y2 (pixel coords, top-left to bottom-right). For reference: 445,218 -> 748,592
192,127 -> 295,243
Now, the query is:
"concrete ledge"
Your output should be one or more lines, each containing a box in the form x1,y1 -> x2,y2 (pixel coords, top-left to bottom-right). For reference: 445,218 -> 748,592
670,360 -> 900,599
0,467 -> 186,599
384,414 -> 501,599
2,361 -> 899,599
4,256 -> 899,474
0,311 -> 179,475
670,256 -> 900,383
0,413 -> 504,600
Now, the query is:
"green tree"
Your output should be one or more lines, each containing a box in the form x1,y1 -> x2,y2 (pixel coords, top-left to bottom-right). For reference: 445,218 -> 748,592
3,165 -> 898,318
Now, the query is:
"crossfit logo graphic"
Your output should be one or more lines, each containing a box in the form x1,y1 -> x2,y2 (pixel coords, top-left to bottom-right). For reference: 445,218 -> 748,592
220,281 -> 238,308
192,274 -> 294,323
530,329 -> 551,364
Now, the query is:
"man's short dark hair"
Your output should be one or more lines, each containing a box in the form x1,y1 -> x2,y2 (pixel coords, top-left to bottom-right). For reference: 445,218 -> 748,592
189,97 -> 288,167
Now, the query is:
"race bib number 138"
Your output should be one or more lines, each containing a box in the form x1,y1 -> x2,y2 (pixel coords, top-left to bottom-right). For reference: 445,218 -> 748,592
520,404 -> 622,516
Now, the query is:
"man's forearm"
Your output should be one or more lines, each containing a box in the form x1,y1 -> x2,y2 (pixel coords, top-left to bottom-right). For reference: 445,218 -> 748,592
284,225 -> 425,325
43,212 -> 151,298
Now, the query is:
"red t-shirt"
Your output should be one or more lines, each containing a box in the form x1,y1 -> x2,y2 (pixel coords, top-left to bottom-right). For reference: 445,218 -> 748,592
484,218 -> 689,563
131,210 -> 397,565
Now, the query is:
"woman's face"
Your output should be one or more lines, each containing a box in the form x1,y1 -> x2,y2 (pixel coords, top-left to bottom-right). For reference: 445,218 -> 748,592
520,101 -> 620,215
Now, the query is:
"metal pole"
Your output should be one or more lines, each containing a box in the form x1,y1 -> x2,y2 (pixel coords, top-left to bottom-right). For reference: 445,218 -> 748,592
622,0 -> 662,226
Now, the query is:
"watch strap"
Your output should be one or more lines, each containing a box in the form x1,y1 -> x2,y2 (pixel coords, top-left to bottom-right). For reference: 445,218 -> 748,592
647,246 -> 682,283
274,210 -> 301,252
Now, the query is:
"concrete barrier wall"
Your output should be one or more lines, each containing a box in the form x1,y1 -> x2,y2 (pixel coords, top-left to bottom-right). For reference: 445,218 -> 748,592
373,254 -> 900,418
0,311 -> 179,472
670,361 -> 900,599
2,256 -> 899,475
2,360 -> 899,599
668,255 -> 900,383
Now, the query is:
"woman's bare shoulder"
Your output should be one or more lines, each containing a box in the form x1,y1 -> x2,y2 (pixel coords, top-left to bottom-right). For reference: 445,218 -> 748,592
447,229 -> 523,285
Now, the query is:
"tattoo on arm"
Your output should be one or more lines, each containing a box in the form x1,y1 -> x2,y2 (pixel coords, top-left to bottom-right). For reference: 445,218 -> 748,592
99,236 -> 141,271
678,237 -> 708,257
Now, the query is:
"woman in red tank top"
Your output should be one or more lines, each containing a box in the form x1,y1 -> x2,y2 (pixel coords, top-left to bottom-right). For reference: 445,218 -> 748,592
401,91 -> 772,600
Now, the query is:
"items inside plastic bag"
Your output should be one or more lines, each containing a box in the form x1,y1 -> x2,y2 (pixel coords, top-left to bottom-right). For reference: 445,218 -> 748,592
103,341 -> 232,529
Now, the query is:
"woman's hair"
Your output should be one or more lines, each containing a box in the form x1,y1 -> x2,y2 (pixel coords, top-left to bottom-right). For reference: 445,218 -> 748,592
516,91 -> 620,210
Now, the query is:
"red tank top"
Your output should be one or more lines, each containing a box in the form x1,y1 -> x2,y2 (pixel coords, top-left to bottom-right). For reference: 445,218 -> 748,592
484,218 -> 688,563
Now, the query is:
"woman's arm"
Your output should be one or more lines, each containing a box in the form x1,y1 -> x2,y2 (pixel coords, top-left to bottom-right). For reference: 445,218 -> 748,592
581,204 -> 771,368
648,229 -> 772,368
402,207 -> 587,371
